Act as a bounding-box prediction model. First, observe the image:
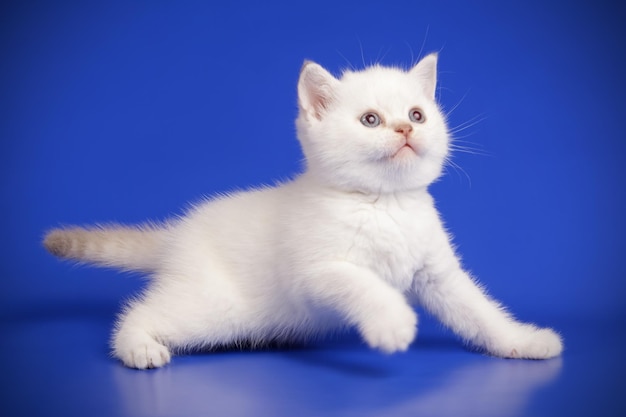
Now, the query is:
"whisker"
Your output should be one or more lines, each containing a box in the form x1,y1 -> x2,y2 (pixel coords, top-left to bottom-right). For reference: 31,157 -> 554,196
437,85 -> 455,94
417,25 -> 430,63
449,145 -> 492,157
335,49 -> 356,71
358,37 -> 366,68
449,114 -> 488,135
444,156 -> 473,187
450,139 -> 490,153
376,45 -> 392,66
450,132 -> 483,141
444,89 -> 471,118
404,40 -> 415,68
451,138 -> 485,147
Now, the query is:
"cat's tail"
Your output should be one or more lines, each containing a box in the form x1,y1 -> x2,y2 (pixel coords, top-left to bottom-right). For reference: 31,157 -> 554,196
43,223 -> 169,273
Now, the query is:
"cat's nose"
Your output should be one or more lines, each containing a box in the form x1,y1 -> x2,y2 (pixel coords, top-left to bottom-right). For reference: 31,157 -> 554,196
394,123 -> 413,138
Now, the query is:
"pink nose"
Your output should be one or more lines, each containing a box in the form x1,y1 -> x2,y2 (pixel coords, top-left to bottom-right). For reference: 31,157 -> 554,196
394,124 -> 413,137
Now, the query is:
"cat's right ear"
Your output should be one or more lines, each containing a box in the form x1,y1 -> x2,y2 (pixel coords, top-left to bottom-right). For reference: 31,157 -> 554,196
298,61 -> 340,121
410,53 -> 438,100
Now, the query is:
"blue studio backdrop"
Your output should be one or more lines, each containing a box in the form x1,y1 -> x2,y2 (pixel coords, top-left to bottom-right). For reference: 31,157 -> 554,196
1,1 -> 625,417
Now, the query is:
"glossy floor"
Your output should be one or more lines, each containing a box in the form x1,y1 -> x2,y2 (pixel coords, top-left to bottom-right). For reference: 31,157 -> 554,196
1,304 -> 623,417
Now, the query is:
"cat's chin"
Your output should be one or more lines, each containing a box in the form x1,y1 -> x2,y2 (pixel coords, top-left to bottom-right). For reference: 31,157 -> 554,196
391,144 -> 419,160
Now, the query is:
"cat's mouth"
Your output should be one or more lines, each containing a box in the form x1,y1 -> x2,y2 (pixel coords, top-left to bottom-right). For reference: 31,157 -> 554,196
391,143 -> 419,159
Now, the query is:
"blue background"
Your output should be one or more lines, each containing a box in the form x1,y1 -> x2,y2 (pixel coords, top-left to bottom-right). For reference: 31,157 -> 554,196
1,1 -> 625,416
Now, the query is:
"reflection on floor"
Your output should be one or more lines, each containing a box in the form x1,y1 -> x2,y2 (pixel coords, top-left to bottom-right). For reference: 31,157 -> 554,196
0,310 -> 623,417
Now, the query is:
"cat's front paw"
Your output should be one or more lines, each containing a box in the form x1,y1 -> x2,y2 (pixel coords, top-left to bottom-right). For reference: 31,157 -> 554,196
360,302 -> 417,354
114,336 -> 171,369
488,325 -> 563,360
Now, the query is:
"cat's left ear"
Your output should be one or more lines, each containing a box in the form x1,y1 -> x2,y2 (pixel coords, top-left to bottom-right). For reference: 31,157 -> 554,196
298,61 -> 340,121
410,53 -> 438,99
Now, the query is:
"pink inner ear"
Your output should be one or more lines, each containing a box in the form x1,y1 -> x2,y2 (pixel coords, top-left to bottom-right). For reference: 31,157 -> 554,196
298,63 -> 339,120
308,88 -> 328,120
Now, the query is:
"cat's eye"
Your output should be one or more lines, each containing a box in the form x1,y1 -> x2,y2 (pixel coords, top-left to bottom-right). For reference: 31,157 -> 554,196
409,108 -> 426,123
360,112 -> 381,128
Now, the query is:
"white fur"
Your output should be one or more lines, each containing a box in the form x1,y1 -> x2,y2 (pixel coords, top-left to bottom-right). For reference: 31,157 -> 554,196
46,54 -> 562,368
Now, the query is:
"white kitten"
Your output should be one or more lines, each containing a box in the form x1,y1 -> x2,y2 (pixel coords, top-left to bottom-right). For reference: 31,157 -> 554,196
44,53 -> 563,369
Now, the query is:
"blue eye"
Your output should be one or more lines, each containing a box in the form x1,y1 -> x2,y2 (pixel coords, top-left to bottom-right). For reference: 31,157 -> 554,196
360,112 -> 381,127
409,108 -> 426,123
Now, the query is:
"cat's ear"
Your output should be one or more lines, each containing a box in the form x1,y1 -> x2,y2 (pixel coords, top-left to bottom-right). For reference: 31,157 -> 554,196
298,61 -> 340,121
410,53 -> 438,99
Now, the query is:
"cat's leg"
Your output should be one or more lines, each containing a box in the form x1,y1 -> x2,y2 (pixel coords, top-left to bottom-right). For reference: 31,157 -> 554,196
112,270 -> 251,369
303,261 -> 417,353
112,299 -> 172,369
412,265 -> 562,359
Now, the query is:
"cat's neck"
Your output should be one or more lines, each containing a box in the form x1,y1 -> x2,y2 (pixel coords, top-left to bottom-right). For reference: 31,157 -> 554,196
294,171 -> 430,203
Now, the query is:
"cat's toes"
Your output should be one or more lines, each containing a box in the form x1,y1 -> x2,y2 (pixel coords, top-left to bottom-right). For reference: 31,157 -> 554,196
510,327 -> 563,359
360,303 -> 417,354
115,337 -> 171,369
490,326 -> 563,360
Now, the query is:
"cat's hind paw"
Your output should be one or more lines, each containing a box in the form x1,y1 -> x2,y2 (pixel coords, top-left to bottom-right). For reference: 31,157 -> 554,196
114,335 -> 171,369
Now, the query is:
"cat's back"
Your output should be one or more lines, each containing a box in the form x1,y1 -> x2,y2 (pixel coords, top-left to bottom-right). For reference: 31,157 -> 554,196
162,185 -> 286,274
187,186 -> 283,235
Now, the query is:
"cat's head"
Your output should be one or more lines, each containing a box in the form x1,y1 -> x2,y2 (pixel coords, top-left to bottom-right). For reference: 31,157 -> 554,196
296,53 -> 449,194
